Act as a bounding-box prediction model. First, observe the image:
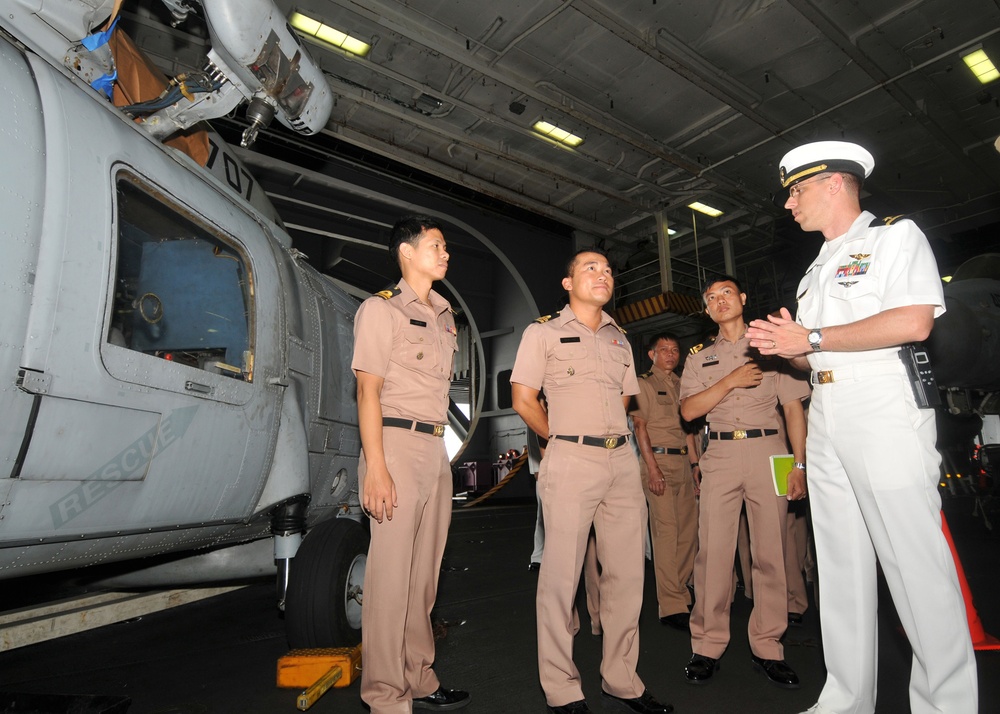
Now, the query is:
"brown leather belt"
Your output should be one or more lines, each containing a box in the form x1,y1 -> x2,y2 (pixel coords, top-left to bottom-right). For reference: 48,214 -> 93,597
652,446 -> 687,455
383,417 -> 446,437
554,434 -> 630,449
708,429 -> 778,440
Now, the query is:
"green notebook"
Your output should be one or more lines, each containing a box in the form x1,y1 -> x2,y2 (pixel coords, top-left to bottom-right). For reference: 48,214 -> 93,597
769,454 -> 794,497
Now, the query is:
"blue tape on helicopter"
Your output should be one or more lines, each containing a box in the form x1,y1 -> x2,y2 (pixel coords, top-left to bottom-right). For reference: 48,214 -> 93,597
90,69 -> 117,98
81,15 -> 119,51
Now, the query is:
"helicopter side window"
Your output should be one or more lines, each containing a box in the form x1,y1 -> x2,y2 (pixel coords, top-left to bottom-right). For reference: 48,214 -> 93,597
108,177 -> 254,381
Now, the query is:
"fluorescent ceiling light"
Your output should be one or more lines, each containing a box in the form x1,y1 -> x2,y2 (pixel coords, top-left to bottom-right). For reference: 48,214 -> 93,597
688,201 -> 723,217
963,48 -> 999,84
668,228 -> 677,236
290,11 -> 371,57
533,120 -> 584,147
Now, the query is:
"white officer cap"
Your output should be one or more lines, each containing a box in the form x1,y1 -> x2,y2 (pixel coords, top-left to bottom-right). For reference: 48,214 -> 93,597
778,141 -> 875,189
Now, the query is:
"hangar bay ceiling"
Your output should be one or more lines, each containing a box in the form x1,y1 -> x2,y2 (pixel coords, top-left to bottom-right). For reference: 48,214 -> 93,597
124,0 -> 1000,313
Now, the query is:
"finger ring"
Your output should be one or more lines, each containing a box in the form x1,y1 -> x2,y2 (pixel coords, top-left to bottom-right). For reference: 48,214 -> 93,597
771,340 -> 776,349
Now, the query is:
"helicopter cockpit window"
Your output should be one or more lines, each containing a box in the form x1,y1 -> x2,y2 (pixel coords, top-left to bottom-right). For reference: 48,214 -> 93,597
108,176 -> 254,381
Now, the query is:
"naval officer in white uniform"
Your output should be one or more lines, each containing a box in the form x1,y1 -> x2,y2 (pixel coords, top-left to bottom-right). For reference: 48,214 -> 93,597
745,141 -> 977,714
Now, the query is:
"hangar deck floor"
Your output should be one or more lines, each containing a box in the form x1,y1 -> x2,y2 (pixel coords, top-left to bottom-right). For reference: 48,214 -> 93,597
1,496 -> 998,714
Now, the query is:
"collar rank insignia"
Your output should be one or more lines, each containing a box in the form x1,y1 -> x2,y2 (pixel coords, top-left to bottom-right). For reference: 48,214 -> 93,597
535,312 -> 559,323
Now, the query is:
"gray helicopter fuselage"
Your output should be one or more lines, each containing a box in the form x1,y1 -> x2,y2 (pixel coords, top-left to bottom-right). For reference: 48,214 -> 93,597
0,30 -> 361,581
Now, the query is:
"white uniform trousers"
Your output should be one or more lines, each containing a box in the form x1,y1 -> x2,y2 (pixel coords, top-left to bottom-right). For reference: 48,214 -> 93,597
807,369 -> 977,714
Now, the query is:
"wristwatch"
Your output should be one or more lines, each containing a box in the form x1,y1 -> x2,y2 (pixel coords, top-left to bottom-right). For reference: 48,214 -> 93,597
807,329 -> 823,352
793,462 -> 806,471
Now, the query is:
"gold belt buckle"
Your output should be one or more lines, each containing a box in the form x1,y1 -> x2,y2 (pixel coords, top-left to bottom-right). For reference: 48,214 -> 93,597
732,429 -> 747,440
433,425 -> 445,437
604,437 -> 619,449
680,446 -> 688,455
816,370 -> 834,384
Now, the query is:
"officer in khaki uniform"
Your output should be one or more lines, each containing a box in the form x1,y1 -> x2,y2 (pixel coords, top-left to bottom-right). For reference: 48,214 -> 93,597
629,333 -> 699,629
352,216 -> 469,714
679,275 -> 809,690
511,248 -> 672,714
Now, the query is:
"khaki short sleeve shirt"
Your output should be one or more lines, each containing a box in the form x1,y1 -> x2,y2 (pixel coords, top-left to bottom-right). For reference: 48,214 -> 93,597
510,305 -> 638,436
351,278 -> 457,423
680,331 -> 809,431
629,366 -> 686,448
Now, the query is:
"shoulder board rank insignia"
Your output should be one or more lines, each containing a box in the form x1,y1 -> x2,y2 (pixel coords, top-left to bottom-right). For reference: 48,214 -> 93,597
374,288 -> 401,300
616,325 -> 627,334
639,370 -> 653,379
535,312 -> 560,323
869,214 -> 906,228
689,343 -> 704,355
450,307 -> 458,315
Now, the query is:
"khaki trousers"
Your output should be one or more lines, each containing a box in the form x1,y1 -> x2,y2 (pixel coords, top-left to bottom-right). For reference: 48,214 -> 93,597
536,439 -> 647,707
641,454 -> 697,617
359,429 -> 453,714
691,434 -> 789,660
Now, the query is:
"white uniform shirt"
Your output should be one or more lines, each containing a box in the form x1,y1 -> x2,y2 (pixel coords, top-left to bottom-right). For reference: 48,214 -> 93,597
795,210 -> 945,370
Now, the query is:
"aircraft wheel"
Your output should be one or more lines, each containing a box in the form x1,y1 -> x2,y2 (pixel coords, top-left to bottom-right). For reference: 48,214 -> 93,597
285,517 -> 368,648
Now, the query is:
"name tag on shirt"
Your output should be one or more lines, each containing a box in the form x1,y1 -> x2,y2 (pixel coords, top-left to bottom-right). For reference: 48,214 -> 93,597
560,337 -> 581,343
410,319 -> 427,327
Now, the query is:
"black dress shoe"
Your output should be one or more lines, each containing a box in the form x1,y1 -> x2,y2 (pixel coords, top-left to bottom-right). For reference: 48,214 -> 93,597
788,611 -> 803,625
600,690 -> 673,713
528,561 -> 541,572
412,687 -> 471,710
548,700 -> 590,713
751,654 -> 800,689
659,612 -> 690,631
684,654 -> 719,684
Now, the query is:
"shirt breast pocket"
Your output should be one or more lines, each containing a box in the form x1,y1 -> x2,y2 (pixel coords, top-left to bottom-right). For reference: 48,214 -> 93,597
444,331 -> 458,370
829,277 -> 879,319
551,344 -> 593,384
400,326 -> 436,367
747,368 -> 778,405
606,345 -> 630,383
655,391 -> 676,409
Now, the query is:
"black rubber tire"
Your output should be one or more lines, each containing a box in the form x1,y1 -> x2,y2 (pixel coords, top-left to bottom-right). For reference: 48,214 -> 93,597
285,517 -> 369,648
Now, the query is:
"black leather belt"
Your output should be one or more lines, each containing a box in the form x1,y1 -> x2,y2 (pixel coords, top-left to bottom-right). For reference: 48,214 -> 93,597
709,429 -> 778,440
652,446 -> 687,455
554,434 -> 630,449
382,417 -> 446,437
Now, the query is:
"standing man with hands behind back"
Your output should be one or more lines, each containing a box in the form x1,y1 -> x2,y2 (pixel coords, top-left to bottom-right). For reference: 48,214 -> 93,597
746,141 -> 977,714
352,216 -> 470,714
511,248 -> 673,714
629,333 -> 700,632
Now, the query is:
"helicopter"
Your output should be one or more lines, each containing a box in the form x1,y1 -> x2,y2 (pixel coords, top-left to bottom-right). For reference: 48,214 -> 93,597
0,0 -> 368,647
